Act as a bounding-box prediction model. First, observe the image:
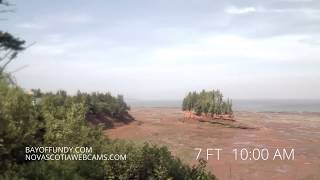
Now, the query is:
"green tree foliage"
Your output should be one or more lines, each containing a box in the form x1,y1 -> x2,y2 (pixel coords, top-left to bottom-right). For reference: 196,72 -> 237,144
0,74 -> 40,174
0,74 -> 216,179
74,91 -> 130,117
0,31 -> 26,74
32,89 -> 131,118
182,89 -> 233,116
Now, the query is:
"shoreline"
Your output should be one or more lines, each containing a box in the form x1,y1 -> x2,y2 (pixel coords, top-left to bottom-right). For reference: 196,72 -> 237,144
130,106 -> 320,114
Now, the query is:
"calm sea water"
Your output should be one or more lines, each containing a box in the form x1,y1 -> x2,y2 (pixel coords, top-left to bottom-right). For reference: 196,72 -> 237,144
128,99 -> 320,112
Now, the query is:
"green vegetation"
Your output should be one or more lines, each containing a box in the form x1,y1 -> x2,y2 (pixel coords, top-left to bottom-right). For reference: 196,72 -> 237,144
0,73 -> 216,179
182,89 -> 233,116
31,89 -> 130,118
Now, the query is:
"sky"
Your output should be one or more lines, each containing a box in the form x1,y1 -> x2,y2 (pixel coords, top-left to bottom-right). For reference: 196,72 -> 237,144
2,0 -> 320,100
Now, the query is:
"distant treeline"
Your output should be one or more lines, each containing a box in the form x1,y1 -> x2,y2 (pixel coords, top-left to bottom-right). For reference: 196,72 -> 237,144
31,89 -> 130,118
182,90 -> 233,115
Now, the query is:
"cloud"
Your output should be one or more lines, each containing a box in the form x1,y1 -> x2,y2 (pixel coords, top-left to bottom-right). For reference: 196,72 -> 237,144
299,35 -> 320,45
9,0 -> 320,99
281,0 -> 313,2
60,14 -> 93,24
148,34 -> 318,66
225,5 -> 320,20
16,13 -> 94,32
225,6 -> 257,15
16,22 -> 45,29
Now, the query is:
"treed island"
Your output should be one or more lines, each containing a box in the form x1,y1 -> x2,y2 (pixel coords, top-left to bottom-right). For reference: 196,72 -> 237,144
0,2 -> 216,179
182,90 -> 234,120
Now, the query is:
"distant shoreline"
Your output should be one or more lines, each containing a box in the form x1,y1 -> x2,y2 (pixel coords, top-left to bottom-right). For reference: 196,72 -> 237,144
130,106 -> 320,114
128,99 -> 320,113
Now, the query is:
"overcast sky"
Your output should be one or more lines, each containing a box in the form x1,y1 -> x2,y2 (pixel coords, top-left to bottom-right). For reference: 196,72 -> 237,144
2,0 -> 320,100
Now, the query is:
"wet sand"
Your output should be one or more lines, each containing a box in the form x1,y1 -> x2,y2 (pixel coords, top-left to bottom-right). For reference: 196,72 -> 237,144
105,107 -> 320,180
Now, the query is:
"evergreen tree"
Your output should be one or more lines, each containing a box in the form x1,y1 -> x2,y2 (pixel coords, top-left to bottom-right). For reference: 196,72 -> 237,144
0,73 -> 40,174
182,89 -> 233,117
